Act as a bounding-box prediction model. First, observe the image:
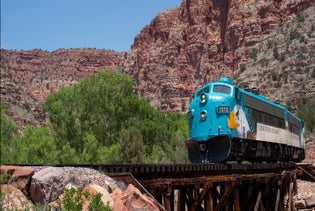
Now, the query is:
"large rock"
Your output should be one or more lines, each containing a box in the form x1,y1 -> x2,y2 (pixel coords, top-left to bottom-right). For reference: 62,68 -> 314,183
1,184 -> 34,210
29,167 -> 71,204
83,184 -> 114,208
0,165 -> 35,191
112,184 -> 160,211
29,166 -> 120,204
305,195 -> 315,208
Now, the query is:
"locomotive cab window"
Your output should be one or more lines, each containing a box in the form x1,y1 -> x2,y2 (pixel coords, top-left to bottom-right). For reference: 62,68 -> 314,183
213,85 -> 231,95
196,86 -> 210,97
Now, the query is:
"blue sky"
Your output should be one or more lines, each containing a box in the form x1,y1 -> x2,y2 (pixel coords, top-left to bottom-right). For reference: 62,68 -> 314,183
1,0 -> 181,52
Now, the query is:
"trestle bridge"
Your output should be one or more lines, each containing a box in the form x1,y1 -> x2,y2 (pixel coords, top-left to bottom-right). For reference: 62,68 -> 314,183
84,162 -> 314,211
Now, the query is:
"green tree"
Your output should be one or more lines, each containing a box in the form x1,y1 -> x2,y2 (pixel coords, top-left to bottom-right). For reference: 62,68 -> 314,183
42,71 -> 189,164
43,71 -> 135,153
43,86 -> 80,152
120,126 -> 145,163
0,101 -> 18,164
298,98 -> 315,133
97,143 -> 123,164
16,126 -> 59,164
80,133 -> 100,164
73,71 -> 134,146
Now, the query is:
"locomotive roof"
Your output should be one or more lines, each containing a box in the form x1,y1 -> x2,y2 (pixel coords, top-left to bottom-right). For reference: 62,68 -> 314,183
195,78 -> 303,123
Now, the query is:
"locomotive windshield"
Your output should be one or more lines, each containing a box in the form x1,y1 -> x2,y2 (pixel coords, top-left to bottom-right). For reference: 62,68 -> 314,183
212,84 -> 231,95
196,86 -> 210,97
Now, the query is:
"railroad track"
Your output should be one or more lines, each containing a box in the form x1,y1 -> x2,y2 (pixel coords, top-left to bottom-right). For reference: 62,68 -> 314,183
24,162 -> 298,180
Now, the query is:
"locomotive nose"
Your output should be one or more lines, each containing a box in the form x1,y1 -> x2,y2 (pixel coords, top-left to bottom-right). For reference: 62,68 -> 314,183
185,136 -> 231,163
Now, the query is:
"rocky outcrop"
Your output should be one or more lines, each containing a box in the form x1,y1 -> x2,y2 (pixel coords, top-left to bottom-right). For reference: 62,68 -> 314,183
0,166 -> 160,211
0,48 -> 122,128
0,165 -> 34,190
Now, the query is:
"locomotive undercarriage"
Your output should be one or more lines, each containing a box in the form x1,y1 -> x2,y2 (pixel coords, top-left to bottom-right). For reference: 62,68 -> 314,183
230,138 -> 305,163
186,136 -> 305,163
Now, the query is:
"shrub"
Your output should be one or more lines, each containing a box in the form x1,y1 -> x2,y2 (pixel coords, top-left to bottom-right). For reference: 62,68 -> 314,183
240,63 -> 246,72
56,188 -> 112,211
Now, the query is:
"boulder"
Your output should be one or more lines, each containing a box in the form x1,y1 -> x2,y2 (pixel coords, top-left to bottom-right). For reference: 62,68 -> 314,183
83,184 -> 114,207
29,166 -> 120,204
0,165 -> 35,191
29,167 -> 71,204
112,184 -> 159,211
305,195 -> 315,208
1,184 -> 34,210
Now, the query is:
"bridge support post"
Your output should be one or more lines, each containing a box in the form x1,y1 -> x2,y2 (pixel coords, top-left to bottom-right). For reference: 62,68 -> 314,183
108,163 -> 300,211
140,170 -> 298,211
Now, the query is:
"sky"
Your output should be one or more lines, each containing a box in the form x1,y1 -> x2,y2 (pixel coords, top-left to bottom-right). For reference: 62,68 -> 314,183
1,0 -> 181,52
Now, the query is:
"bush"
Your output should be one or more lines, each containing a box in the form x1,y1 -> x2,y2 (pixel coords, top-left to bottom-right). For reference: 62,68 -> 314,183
298,99 -> 315,133
240,63 -> 246,72
55,188 -> 112,211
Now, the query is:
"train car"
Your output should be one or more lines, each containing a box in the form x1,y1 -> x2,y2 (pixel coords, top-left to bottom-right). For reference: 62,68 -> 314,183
186,78 -> 305,163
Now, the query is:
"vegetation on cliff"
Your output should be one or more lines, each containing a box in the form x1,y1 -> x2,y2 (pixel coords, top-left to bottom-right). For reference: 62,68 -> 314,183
0,71 -> 189,164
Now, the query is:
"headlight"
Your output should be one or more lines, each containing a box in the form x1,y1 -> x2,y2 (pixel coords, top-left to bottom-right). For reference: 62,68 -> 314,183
200,111 -> 207,120
200,93 -> 207,103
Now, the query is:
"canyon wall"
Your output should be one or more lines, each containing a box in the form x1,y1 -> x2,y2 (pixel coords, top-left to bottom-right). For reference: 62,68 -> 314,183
1,0 -> 315,128
120,0 -> 315,112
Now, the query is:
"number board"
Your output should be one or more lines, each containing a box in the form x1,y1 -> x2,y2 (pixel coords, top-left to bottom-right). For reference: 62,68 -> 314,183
217,106 -> 230,113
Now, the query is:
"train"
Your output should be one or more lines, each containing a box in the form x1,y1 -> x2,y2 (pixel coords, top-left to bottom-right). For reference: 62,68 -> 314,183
186,77 -> 305,163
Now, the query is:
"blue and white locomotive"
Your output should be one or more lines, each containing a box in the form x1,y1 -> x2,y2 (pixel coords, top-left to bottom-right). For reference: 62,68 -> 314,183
186,78 -> 305,163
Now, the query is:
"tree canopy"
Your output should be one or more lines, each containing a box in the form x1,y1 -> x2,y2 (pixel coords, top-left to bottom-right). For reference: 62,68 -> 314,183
1,71 -> 189,164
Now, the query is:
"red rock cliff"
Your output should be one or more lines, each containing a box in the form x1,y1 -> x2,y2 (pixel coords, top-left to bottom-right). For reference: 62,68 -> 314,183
1,0 -> 314,128
119,0 -> 315,113
1,48 -> 121,128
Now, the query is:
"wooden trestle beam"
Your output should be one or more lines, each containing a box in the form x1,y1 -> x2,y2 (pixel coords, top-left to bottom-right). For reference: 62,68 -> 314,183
139,170 -> 297,211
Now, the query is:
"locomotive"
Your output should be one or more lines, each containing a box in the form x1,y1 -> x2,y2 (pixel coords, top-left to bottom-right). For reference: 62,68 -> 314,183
186,78 -> 305,163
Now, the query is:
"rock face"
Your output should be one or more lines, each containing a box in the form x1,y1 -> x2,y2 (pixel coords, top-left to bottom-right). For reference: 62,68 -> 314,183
305,135 -> 315,161
0,48 -> 122,128
1,0 -> 315,126
120,0 -> 315,113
